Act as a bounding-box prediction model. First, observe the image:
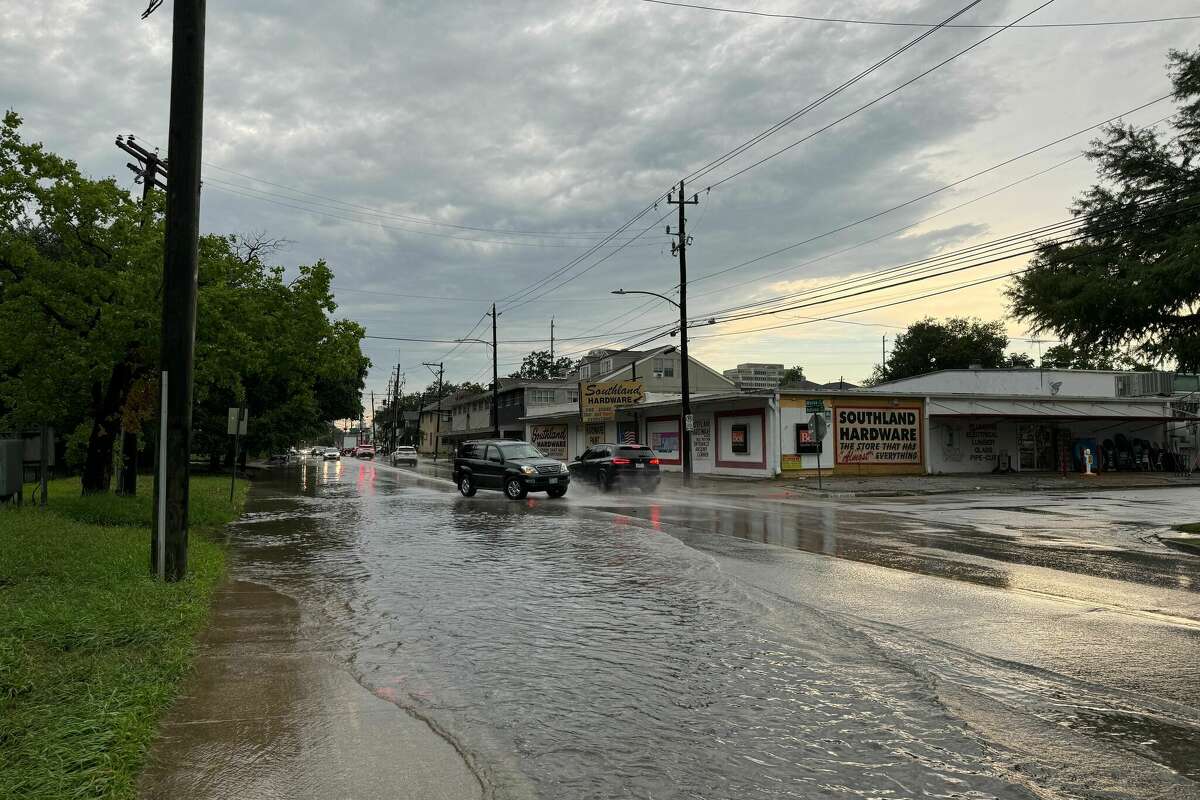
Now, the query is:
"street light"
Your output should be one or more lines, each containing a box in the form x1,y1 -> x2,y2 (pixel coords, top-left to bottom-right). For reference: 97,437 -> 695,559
611,287 -> 693,483
611,288 -> 680,309
455,335 -> 500,439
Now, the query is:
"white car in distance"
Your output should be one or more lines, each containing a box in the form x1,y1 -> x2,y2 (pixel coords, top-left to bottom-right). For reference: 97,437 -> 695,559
392,446 -> 418,467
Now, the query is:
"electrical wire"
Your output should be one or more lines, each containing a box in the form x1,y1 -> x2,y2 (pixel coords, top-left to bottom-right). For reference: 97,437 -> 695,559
696,0 -> 1061,190
679,0 -> 986,187
642,0 -> 1200,29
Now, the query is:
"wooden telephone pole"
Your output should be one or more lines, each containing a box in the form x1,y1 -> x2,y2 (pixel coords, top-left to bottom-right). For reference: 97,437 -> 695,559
149,0 -> 207,582
667,180 -> 699,484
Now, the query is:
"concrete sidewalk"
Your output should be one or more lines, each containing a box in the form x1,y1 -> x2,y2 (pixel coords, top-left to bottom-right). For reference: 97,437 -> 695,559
138,578 -> 482,800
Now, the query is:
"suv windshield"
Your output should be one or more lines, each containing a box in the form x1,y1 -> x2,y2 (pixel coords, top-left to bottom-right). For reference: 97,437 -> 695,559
498,443 -> 544,460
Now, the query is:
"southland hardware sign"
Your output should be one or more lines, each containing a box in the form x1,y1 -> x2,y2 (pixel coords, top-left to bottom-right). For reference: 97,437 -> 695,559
579,380 -> 645,422
834,407 -> 922,465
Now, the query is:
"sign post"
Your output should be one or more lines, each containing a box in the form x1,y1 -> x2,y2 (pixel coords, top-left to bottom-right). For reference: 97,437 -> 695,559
227,407 -> 248,502
809,413 -> 827,490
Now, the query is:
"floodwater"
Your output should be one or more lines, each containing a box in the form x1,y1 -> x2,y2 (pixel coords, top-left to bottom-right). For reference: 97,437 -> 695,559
225,459 -> 1200,799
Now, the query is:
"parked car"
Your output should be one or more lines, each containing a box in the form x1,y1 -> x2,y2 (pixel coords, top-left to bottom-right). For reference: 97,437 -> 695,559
569,443 -> 660,492
391,445 -> 418,467
323,447 -> 340,461
453,439 -> 569,500
354,444 -> 376,460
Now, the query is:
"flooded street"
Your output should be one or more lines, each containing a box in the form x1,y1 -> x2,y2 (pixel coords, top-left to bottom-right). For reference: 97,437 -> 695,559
226,459 -> 1200,799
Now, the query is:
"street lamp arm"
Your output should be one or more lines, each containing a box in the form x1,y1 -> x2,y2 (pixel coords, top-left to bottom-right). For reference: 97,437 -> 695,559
611,288 -> 680,310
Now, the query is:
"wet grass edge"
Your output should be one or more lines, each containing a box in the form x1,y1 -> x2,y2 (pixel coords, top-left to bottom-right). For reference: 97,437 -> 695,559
0,475 -> 248,799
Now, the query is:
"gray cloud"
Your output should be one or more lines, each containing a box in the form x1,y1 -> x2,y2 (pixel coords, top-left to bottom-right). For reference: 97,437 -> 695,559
3,0 -> 1195,390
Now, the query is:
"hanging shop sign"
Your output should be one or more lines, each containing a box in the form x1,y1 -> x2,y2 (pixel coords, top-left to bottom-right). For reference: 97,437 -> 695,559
579,380 -> 645,422
835,406 -> 922,465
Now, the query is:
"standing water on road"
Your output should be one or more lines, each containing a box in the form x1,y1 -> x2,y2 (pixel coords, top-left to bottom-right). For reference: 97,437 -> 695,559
226,461 -> 1200,799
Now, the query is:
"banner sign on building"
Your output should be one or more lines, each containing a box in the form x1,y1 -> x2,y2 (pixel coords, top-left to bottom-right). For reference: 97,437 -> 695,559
579,380 -> 644,422
835,407 -> 921,464
530,424 -> 568,459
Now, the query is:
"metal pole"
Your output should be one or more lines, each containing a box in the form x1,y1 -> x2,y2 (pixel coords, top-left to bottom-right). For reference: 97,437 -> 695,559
153,0 -> 206,582
157,371 -> 168,581
229,410 -> 240,503
491,303 -> 500,438
39,424 -> 49,507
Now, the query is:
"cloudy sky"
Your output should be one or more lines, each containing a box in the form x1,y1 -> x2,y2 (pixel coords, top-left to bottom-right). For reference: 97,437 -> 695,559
4,0 -> 1197,401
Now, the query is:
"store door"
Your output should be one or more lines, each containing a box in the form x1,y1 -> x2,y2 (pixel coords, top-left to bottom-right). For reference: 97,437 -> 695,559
1017,424 -> 1067,471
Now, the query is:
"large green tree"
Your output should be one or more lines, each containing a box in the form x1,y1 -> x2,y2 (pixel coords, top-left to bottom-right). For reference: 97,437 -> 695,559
1008,48 -> 1200,371
868,317 -> 1031,384
0,113 -> 369,492
509,349 -> 576,380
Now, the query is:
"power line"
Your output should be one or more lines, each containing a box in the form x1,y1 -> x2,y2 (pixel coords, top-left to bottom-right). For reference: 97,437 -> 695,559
689,95 -> 1173,289
642,0 -> 1200,29
698,0 -> 1060,190
205,180 -> 668,249
680,0 -> 986,187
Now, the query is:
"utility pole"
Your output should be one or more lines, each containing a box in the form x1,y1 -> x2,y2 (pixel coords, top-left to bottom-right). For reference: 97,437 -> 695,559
882,335 -> 887,366
370,391 -> 376,445
424,362 -> 445,461
150,0 -> 207,582
489,303 -> 500,439
392,367 -> 404,450
114,134 -> 167,497
550,317 -> 555,370
668,180 -> 699,484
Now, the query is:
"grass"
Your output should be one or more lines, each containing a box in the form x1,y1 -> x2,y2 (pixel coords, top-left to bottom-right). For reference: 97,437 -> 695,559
1175,523 -> 1200,535
0,475 -> 248,799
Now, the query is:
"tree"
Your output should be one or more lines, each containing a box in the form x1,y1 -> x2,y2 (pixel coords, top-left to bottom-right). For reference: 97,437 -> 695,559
1004,353 -> 1036,369
868,317 -> 1017,383
0,114 -> 370,491
1008,48 -> 1200,372
779,365 -> 806,386
1040,343 -> 1117,370
510,349 -> 575,380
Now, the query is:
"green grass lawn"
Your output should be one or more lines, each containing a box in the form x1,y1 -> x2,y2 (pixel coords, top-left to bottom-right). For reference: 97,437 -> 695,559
1176,522 -> 1200,534
0,475 -> 248,799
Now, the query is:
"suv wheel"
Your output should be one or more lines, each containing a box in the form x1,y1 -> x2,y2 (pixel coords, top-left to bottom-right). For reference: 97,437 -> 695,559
598,469 -> 612,492
459,475 -> 477,497
547,486 -> 567,499
504,477 -> 528,500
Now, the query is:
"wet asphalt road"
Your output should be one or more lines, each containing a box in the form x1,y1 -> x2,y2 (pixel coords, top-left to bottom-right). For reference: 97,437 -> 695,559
227,457 -> 1200,799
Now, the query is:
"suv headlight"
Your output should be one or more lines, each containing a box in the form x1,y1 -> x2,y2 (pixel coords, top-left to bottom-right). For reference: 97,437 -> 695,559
520,465 -> 537,476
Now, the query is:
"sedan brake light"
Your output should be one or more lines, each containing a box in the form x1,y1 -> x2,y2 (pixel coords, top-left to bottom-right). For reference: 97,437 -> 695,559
649,458 -> 660,465
611,457 -> 631,465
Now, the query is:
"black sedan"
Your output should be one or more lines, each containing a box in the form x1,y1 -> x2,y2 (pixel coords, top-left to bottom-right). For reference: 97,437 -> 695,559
569,443 -> 661,492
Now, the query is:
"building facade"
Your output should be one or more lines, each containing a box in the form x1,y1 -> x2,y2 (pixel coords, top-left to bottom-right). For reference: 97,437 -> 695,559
723,363 -> 785,391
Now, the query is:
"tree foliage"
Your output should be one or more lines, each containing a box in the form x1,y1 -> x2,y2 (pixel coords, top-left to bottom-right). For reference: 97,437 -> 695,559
868,317 -> 1030,383
510,349 -> 575,380
779,365 -> 806,385
1008,48 -> 1200,371
0,113 -> 369,491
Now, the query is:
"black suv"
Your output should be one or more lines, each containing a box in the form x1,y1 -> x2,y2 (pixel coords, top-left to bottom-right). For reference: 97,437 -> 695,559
568,443 -> 661,492
453,440 -> 570,499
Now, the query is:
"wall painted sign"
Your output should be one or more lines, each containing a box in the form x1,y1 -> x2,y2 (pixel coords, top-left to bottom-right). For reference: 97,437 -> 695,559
530,424 -> 568,459
835,407 -> 921,465
692,416 -> 711,460
967,422 -> 998,463
579,380 -> 645,422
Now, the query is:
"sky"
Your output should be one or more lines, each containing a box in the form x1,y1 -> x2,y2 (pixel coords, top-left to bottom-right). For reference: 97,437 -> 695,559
3,0 -> 1197,403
